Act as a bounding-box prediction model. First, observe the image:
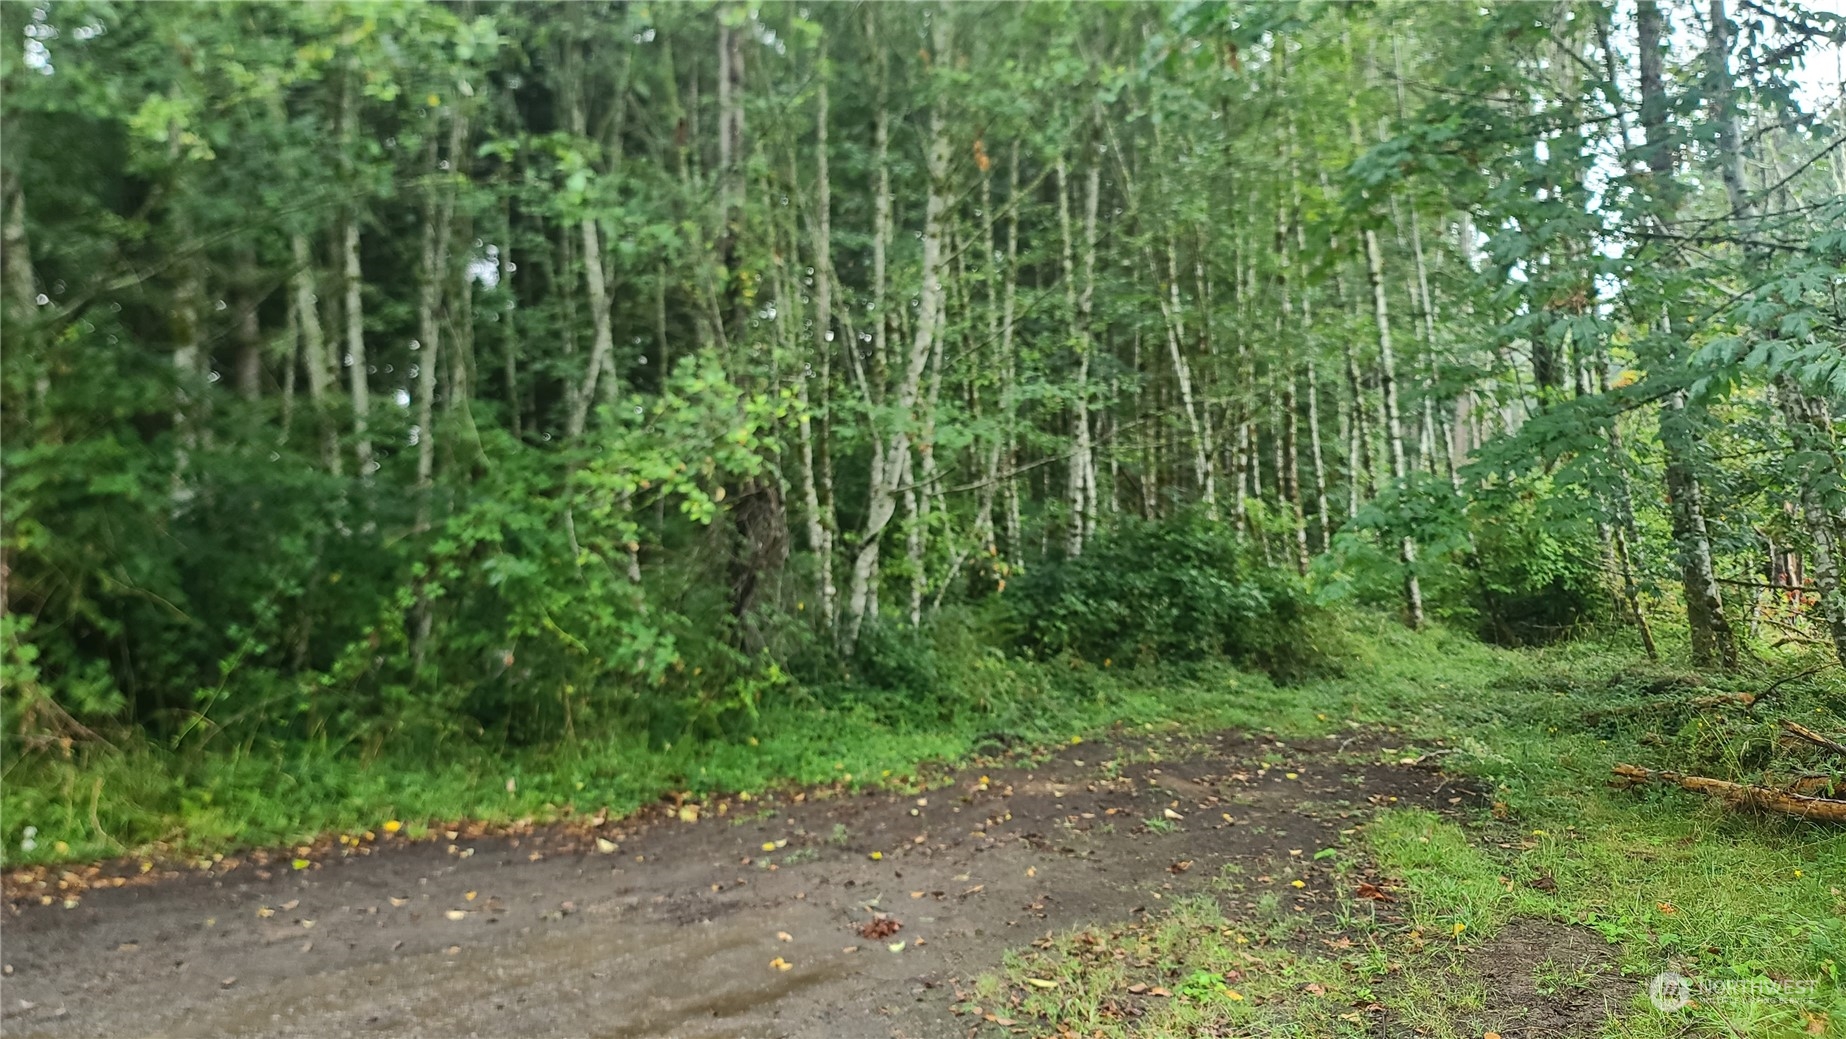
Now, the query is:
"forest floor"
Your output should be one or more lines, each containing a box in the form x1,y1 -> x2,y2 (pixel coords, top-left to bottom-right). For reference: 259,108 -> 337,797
3,629 -> 1842,1038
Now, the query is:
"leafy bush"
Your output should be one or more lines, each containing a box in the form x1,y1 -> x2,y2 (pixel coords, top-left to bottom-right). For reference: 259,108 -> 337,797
1461,479 -> 1609,647
1006,513 -> 1334,680
1323,472 -> 1606,648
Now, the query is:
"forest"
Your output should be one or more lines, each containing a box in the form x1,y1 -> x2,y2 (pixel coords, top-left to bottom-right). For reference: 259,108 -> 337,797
2,1 -> 1846,1033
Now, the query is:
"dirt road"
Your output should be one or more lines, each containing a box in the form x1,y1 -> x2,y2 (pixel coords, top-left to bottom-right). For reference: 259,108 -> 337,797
1,731 -> 1470,1038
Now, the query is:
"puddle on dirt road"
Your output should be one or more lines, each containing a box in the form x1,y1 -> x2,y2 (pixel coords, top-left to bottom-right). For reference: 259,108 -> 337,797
172,904 -> 865,1038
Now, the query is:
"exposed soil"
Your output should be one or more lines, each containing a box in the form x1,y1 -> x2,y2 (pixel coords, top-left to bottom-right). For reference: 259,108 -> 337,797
1466,920 -> 1629,1038
2,730 -> 1490,1038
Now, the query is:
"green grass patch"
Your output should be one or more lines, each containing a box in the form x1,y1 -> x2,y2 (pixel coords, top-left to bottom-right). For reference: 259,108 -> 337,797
964,624 -> 1846,1038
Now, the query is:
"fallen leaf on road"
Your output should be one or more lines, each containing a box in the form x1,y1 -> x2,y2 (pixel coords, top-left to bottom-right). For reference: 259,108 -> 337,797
1163,808 -> 1182,820
769,956 -> 792,972
776,931 -> 792,942
887,941 -> 905,953
595,838 -> 618,854
858,915 -> 901,940
445,910 -> 467,921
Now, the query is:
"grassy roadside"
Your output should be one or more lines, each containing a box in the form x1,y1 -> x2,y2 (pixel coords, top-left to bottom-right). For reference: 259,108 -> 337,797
967,632 -> 1846,1037
5,612 -> 1429,869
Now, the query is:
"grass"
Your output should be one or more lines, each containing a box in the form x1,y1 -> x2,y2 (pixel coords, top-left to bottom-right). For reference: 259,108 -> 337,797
962,624 -> 1846,1039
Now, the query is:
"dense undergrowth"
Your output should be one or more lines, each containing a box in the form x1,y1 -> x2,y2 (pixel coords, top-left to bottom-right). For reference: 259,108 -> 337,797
3,511 -> 1345,867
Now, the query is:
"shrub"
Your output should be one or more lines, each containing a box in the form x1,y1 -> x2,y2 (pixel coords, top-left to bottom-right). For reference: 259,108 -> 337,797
1006,513 -> 1333,680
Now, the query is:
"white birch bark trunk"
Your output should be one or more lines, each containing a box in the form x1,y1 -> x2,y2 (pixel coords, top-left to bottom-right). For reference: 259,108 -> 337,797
845,6 -> 951,650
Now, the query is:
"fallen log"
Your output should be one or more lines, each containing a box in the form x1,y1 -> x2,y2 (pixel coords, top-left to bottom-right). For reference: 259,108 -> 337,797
1611,764 -> 1846,823
1779,720 -> 1846,757
1787,774 -> 1840,797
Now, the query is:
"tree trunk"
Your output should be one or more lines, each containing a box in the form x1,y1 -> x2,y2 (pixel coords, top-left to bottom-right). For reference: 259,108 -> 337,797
1158,243 -> 1214,513
289,232 -> 341,473
1361,214 -> 1423,627
1001,142 -> 1024,569
1779,387 -> 1846,660
1660,388 -> 1738,669
414,116 -> 461,531
845,5 -> 951,650
1055,152 -> 1098,556
799,45 -> 838,629
1637,0 -> 1735,669
565,42 -> 616,438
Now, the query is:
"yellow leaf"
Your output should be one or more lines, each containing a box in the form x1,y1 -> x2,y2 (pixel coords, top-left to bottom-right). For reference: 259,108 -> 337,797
1290,880 -> 1306,888
464,891 -> 477,902
887,941 -> 905,953
595,838 -> 618,855
446,910 -> 467,921
1452,922 -> 1467,936
255,906 -> 274,918
1227,990 -> 1245,1001
776,931 -> 792,942
868,851 -> 883,861
769,956 -> 792,972
762,842 -> 778,852
1025,978 -> 1058,990
678,804 -> 701,823
292,858 -> 310,871
382,819 -> 402,834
